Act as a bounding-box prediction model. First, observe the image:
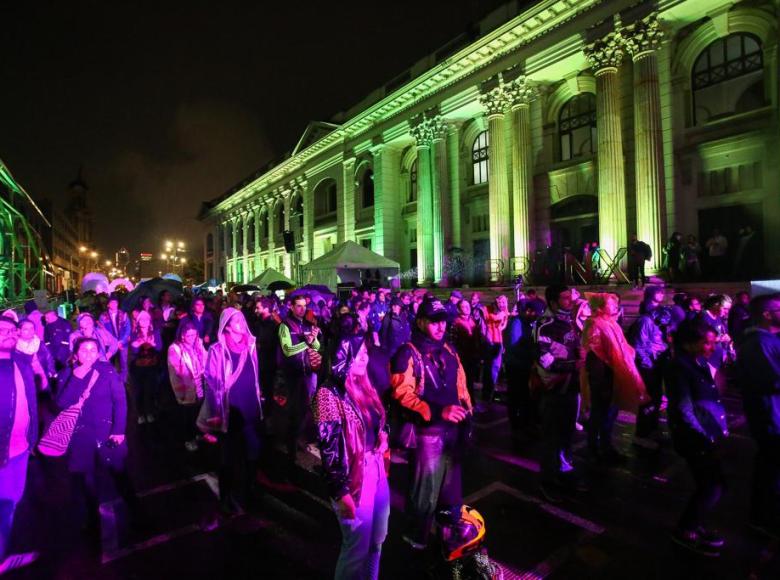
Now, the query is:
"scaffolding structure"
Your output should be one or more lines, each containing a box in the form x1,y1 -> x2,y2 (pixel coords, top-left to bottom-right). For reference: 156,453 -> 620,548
0,159 -> 49,306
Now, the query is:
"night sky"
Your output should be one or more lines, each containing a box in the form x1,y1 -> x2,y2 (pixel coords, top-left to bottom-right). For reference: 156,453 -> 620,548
1,0 -> 506,260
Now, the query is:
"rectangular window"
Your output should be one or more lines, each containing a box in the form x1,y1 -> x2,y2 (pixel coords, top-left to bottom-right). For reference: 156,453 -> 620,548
361,239 -> 372,250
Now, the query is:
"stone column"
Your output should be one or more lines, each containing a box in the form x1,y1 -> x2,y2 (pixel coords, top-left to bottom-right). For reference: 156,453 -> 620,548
479,86 -> 511,282
586,31 -> 628,260
301,182 -> 313,264
230,215 -> 239,283
430,117 -> 448,283
266,199 -> 276,267
241,212 -> 249,283
371,144 -> 402,261
411,117 -> 434,284
283,193 -> 292,278
220,219 -> 229,281
447,123 -> 462,250
253,205 -> 262,276
340,157 -> 356,243
505,76 -> 537,267
625,15 -> 666,272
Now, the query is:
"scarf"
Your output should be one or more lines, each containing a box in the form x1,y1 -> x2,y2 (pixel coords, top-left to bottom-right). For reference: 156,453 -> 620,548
581,293 -> 648,413
15,336 -> 41,356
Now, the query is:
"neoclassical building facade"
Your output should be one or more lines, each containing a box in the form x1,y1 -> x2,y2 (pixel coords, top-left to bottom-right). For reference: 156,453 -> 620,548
200,0 -> 780,286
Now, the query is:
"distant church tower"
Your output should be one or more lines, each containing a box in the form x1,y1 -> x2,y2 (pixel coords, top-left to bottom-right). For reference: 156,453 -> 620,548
65,167 -> 93,245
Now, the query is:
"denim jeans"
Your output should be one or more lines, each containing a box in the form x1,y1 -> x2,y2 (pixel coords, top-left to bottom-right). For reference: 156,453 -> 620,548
481,344 -> 503,402
406,426 -> 462,546
333,451 -> 390,580
0,451 -> 29,560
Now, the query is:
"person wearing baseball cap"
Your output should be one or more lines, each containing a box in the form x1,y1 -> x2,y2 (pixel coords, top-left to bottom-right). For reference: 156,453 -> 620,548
390,296 -> 474,551
0,314 -> 39,574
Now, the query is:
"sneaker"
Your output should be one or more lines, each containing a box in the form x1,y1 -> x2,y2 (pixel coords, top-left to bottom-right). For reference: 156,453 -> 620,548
137,415 -> 146,425
184,440 -> 198,452
146,414 -> 155,424
670,529 -> 720,557
696,527 -> 725,549
0,551 -> 39,575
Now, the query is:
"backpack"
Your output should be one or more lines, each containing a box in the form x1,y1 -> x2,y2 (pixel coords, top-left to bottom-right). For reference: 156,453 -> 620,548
639,241 -> 652,261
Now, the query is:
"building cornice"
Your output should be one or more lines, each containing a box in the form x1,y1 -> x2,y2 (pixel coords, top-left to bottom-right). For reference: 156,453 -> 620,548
207,0 -> 614,218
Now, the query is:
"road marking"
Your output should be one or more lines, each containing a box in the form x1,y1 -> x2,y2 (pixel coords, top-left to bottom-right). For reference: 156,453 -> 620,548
464,481 -> 605,535
482,447 -> 541,473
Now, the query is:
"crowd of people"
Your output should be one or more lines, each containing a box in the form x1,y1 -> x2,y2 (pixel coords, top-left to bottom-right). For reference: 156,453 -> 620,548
0,280 -> 777,577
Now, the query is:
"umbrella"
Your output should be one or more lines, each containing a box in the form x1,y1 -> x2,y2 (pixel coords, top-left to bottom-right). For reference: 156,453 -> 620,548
122,277 -> 183,312
162,273 -> 182,283
82,272 -> 110,295
108,278 -> 135,293
231,284 -> 261,294
290,284 -> 336,305
268,280 -> 294,291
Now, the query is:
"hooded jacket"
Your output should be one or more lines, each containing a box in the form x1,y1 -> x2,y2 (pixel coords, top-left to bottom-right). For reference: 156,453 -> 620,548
736,327 -> 780,439
199,308 -> 262,434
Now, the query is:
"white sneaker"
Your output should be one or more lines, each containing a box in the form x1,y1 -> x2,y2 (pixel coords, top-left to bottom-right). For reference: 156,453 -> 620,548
184,440 -> 198,452
137,415 -> 146,425
146,414 -> 155,423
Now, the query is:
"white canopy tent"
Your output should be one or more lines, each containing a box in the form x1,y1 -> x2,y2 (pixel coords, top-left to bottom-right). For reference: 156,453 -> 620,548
302,241 -> 400,289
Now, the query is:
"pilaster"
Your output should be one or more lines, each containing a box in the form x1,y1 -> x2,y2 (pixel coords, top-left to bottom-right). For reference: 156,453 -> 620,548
241,211 -> 250,283
340,157 -> 357,243
372,144 -> 402,262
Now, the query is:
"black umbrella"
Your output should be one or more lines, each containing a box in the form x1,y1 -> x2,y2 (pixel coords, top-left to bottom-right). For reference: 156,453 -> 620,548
122,277 -> 183,312
231,284 -> 261,294
268,280 -> 294,292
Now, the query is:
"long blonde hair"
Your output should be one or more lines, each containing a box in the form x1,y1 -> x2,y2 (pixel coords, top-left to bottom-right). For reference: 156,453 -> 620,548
345,362 -> 385,427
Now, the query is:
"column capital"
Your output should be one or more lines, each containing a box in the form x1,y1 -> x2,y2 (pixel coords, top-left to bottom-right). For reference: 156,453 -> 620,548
584,31 -> 624,74
410,115 -> 433,148
623,14 -> 664,61
479,85 -> 509,118
504,76 -> 538,110
342,156 -> 357,168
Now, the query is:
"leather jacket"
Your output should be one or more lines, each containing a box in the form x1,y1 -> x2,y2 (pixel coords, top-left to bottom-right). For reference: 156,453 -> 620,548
312,379 -> 387,503
665,352 -> 728,453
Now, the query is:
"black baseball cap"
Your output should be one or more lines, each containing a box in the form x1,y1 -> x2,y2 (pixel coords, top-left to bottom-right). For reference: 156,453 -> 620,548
417,297 -> 448,322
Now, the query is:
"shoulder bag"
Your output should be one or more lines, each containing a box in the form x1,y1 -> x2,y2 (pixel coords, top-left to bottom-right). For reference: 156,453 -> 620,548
38,370 -> 99,457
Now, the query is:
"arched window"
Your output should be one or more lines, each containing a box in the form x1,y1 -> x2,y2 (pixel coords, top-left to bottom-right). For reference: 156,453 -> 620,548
693,33 -> 764,125
246,216 -> 255,250
292,196 -> 304,233
408,160 -> 418,203
559,93 -> 596,161
472,131 -> 489,184
361,169 -> 374,208
314,179 -> 338,217
276,204 -> 285,235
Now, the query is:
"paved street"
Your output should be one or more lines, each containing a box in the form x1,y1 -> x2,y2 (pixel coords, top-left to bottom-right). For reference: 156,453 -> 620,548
6,383 -> 780,580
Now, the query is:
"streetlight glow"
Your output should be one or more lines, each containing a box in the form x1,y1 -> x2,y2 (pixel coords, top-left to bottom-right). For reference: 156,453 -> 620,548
90,251 -> 98,258
79,245 -> 87,253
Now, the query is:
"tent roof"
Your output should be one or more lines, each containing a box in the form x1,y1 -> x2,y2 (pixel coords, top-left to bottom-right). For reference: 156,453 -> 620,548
303,240 -> 400,271
248,268 -> 295,289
